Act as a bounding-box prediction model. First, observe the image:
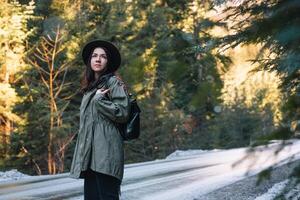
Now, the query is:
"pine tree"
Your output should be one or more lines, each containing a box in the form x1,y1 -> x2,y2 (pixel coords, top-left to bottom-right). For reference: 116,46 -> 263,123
0,0 -> 35,160
8,0 -> 82,174
219,0 -> 300,133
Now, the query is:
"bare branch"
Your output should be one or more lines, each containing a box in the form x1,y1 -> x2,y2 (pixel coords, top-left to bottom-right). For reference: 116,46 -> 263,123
54,45 -> 67,56
40,40 -> 51,55
54,132 -> 77,158
46,34 -> 55,43
53,61 -> 73,81
54,68 -> 68,98
62,90 -> 79,101
42,36 -> 54,47
51,26 -> 61,70
36,47 -> 46,57
33,52 -> 48,63
54,82 -> 73,92
27,58 -> 50,76
41,42 -> 51,62
57,34 -> 65,43
27,58 -> 50,89
21,146 -> 42,175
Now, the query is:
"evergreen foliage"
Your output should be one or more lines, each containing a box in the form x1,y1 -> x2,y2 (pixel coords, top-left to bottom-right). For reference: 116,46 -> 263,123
212,0 -> 300,195
219,0 -> 300,134
0,0 -> 35,161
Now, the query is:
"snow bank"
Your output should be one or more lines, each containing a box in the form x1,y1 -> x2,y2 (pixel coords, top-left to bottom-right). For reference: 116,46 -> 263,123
0,169 -> 30,183
165,149 -> 220,160
254,180 -> 290,200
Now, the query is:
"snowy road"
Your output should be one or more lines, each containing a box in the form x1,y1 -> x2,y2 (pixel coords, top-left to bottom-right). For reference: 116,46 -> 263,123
1,140 -> 300,200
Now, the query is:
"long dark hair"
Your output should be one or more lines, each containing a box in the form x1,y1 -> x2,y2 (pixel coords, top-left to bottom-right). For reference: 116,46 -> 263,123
80,46 -> 115,94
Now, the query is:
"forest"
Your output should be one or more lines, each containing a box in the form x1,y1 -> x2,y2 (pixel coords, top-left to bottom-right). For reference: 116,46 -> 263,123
0,0 -> 299,183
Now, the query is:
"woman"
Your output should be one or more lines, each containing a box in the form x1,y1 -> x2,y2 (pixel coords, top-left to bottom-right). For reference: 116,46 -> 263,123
69,40 -> 130,200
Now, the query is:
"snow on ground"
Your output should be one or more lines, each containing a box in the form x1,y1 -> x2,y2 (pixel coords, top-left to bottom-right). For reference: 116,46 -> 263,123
254,179 -> 300,200
0,169 -> 30,183
254,180 -> 289,200
165,149 -> 220,159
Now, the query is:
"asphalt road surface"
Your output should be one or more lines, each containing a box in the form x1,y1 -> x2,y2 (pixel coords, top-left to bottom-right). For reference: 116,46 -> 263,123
1,140 -> 300,200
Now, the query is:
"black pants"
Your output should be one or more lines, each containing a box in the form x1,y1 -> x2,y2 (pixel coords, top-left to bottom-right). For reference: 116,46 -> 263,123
84,168 -> 121,200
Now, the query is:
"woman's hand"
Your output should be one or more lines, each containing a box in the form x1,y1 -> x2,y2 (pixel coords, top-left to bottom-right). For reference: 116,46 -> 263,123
96,88 -> 110,95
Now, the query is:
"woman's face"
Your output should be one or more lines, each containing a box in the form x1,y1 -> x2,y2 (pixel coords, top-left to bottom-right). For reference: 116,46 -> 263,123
90,47 -> 108,74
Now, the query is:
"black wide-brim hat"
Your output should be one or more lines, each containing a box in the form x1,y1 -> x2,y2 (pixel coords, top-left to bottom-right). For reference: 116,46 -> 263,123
82,40 -> 121,72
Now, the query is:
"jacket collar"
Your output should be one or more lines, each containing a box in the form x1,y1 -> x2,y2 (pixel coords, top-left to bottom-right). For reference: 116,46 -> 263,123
80,73 -> 114,115
84,72 -> 114,93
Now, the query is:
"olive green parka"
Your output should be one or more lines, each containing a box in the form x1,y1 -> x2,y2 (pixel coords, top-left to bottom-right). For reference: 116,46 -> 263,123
69,75 -> 130,182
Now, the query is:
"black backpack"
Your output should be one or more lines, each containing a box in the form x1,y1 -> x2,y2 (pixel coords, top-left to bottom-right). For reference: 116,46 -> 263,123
103,75 -> 141,141
117,93 -> 141,141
